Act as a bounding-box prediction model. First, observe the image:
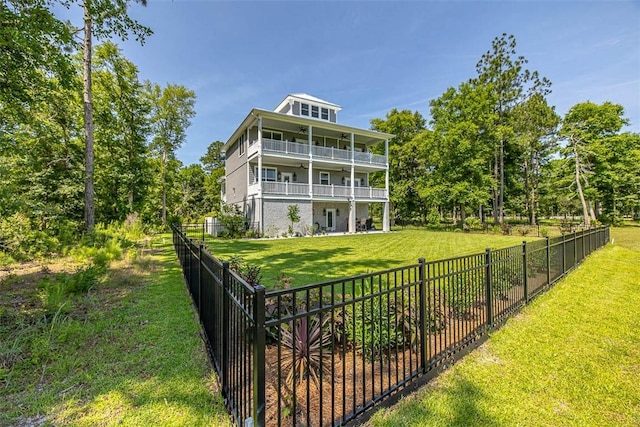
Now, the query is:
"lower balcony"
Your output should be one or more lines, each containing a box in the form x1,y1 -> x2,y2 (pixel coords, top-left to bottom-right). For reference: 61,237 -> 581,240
248,182 -> 387,200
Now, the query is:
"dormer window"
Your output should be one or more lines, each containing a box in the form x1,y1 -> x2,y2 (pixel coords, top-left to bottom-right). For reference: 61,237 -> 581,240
311,105 -> 319,118
301,103 -> 309,116
321,108 -> 329,120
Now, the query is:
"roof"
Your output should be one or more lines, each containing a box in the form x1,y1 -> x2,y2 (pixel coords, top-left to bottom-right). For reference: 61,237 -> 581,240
274,93 -> 342,113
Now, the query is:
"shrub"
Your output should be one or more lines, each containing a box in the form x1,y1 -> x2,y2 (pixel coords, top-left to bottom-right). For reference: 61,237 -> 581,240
465,217 -> 482,232
445,275 -> 484,319
426,207 -> 441,226
227,255 -> 263,286
279,314 -> 332,389
218,204 -> 245,239
540,227 -> 550,238
344,280 -> 406,360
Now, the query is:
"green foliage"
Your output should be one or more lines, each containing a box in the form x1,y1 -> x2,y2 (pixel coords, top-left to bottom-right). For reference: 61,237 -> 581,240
287,204 -> 301,235
218,204 -> 245,239
38,265 -> 106,314
345,280 -> 406,360
0,213 -> 61,260
445,276 -> 484,318
227,255 -> 262,286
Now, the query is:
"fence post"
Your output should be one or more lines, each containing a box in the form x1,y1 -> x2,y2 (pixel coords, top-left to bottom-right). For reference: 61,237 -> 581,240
485,248 -> 493,327
546,236 -> 551,287
202,222 -> 205,242
562,233 -> 566,275
198,244 -> 203,318
522,241 -> 528,303
222,261 -> 230,396
573,231 -> 578,268
253,285 -> 266,427
418,258 -> 428,371
582,228 -> 586,258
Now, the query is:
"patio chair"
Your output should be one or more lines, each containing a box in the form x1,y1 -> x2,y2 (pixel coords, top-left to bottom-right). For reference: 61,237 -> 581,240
356,218 -> 367,232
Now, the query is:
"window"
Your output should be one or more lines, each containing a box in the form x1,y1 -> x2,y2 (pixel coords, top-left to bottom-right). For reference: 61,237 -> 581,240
263,130 -> 283,141
321,107 -> 329,120
320,172 -> 330,186
311,105 -> 319,118
254,167 -> 277,182
301,103 -> 309,116
238,134 -> 246,156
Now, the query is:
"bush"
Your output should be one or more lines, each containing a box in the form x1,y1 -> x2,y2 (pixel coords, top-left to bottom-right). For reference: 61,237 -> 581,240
344,280 -> 406,360
227,255 -> 262,286
218,204 -> 245,238
0,213 -> 61,260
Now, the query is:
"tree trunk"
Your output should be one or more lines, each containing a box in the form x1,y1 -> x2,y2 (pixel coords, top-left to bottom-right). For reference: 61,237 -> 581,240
161,148 -> 167,225
83,2 -> 95,231
573,143 -> 591,227
499,138 -> 505,224
492,148 -> 499,224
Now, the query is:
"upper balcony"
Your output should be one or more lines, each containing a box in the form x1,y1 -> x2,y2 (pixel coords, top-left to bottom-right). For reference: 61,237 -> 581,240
248,182 -> 387,201
249,138 -> 387,168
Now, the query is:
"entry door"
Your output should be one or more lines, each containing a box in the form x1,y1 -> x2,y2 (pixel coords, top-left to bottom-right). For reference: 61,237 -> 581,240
326,208 -> 336,231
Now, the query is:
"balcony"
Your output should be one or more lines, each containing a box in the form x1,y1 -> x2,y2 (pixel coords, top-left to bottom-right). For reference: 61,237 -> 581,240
255,138 -> 387,167
248,182 -> 387,200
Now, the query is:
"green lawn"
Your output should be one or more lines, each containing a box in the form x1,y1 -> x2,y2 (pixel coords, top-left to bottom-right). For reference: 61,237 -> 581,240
368,227 -> 640,426
204,230 -> 533,287
0,237 -> 231,426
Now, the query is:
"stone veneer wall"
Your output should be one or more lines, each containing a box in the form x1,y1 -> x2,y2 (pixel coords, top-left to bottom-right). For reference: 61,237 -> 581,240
262,199 -> 312,237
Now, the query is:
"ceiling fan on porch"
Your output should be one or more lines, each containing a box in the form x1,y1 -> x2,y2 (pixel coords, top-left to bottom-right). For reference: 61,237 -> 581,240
298,163 -> 308,170
297,126 -> 307,134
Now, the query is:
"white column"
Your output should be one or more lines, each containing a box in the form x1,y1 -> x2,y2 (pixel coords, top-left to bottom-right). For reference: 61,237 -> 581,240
349,133 -> 356,233
308,125 -> 313,198
257,116 -> 263,233
383,138 -> 390,232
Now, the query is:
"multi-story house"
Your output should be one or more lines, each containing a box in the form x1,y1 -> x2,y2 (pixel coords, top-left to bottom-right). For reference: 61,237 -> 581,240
221,94 -> 393,235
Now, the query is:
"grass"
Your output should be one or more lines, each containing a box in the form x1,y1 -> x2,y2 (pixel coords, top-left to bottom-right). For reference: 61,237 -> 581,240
0,237 -> 230,426
368,227 -> 640,426
204,229 -> 533,287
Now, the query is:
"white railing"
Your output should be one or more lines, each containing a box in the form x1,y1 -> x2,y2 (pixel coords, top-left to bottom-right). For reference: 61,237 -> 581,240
262,181 -> 309,196
254,182 -> 387,200
257,138 -> 387,165
354,151 -> 387,166
262,139 -> 309,156
311,145 -> 351,161
354,186 -> 387,199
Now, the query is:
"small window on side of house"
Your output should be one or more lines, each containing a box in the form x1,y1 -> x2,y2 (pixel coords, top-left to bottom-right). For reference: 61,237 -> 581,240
320,172 -> 330,186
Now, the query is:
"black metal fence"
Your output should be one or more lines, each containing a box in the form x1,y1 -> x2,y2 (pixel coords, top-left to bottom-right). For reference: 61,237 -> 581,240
172,225 -> 609,427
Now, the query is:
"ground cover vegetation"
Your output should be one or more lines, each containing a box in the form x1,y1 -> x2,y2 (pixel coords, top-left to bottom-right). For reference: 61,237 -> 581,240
0,227 -> 230,426
203,229 -> 533,287
368,227 -> 640,426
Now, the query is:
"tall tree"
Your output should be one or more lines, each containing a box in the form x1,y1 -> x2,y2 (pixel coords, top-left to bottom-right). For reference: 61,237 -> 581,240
149,83 -> 196,225
430,82 -> 495,223
370,109 -> 426,222
74,0 -> 152,230
559,101 -> 628,226
511,93 -> 560,225
92,41 -> 151,222
200,140 -> 225,215
474,33 -> 551,224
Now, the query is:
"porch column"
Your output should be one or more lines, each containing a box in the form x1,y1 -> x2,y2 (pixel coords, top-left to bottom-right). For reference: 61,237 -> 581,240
308,125 -> 313,198
349,132 -> 356,233
383,202 -> 390,232
384,138 -> 390,232
257,116 -> 263,233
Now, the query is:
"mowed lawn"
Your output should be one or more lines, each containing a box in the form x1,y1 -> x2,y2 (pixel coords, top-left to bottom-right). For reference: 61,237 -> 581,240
368,226 -> 640,427
204,230 -> 532,287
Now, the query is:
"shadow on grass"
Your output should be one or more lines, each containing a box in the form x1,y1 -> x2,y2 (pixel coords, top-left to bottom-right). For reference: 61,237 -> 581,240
372,377 -> 497,427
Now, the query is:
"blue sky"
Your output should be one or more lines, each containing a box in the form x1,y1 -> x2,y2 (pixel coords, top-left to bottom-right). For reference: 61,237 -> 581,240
57,1 -> 640,165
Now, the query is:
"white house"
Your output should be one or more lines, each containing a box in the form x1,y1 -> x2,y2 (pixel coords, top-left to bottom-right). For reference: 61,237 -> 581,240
220,94 -> 393,235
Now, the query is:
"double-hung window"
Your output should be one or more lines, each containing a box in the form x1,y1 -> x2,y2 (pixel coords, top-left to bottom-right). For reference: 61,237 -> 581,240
301,103 -> 309,117
320,172 -> 330,186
